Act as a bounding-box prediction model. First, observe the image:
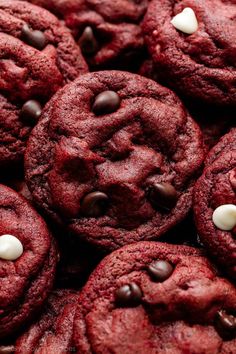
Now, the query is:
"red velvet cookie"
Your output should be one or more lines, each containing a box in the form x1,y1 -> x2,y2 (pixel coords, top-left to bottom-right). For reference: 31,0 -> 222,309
22,0 -> 148,70
142,0 -> 236,105
0,184 -> 57,339
25,71 -> 204,251
0,0 -> 87,168
194,130 -> 236,280
73,241 -> 236,353
15,290 -> 79,354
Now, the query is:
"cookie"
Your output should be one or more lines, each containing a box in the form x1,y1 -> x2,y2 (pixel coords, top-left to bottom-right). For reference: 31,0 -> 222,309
23,0 -> 147,70
73,241 -> 236,353
0,0 -> 88,168
194,131 -> 236,280
25,71 -> 204,251
15,290 -> 79,354
142,0 -> 236,105
0,184 -> 57,339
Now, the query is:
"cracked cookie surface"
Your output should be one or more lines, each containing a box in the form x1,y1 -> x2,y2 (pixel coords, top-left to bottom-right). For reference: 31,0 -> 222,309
25,71 -> 204,251
16,290 -> 79,354
0,0 -> 87,168
0,184 -> 57,339
73,241 -> 236,353
22,0 -> 148,70
142,0 -> 236,105
194,129 -> 236,280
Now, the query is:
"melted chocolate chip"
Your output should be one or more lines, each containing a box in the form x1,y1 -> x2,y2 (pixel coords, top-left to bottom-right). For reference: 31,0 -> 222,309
20,100 -> 42,124
215,310 -> 236,340
92,91 -> 121,115
148,182 -> 177,210
148,260 -> 174,282
116,283 -> 142,307
78,26 -> 99,55
22,24 -> 47,50
0,345 -> 15,354
81,191 -> 109,217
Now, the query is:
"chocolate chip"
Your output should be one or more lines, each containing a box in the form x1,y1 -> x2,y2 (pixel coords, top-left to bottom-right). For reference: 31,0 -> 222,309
215,310 -> 236,340
0,345 -> 15,354
116,283 -> 142,307
148,260 -> 174,282
78,26 -> 99,55
92,91 -> 121,115
81,191 -> 109,217
148,182 -> 177,210
22,24 -> 47,50
20,100 -> 42,124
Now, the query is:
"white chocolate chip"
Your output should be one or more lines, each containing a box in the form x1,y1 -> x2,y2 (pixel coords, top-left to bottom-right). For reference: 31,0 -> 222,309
212,204 -> 236,231
0,234 -> 23,261
171,8 -> 198,35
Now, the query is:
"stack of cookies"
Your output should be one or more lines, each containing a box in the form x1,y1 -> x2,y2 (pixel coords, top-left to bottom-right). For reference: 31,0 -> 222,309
0,1 -> 235,353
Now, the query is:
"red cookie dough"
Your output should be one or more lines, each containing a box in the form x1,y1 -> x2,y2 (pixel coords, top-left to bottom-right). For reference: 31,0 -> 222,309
142,0 -> 236,105
21,0 -> 148,70
15,290 -> 79,354
0,184 -> 57,339
194,130 -> 236,280
25,71 -> 204,251
73,241 -> 236,353
0,0 -> 87,168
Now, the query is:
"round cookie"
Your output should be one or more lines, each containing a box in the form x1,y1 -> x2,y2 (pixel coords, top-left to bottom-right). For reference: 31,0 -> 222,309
194,133 -> 236,280
25,71 -> 204,251
22,0 -> 147,70
15,290 -> 79,354
73,241 -> 236,353
142,0 -> 236,105
0,184 -> 57,339
0,0 -> 87,168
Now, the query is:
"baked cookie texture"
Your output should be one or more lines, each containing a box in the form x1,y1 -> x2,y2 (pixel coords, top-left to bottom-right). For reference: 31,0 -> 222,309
0,184 -> 57,339
142,0 -> 236,105
0,0 -> 87,168
15,290 -> 79,354
21,0 -> 148,70
194,128 -> 236,280
25,71 -> 204,251
73,241 -> 236,353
